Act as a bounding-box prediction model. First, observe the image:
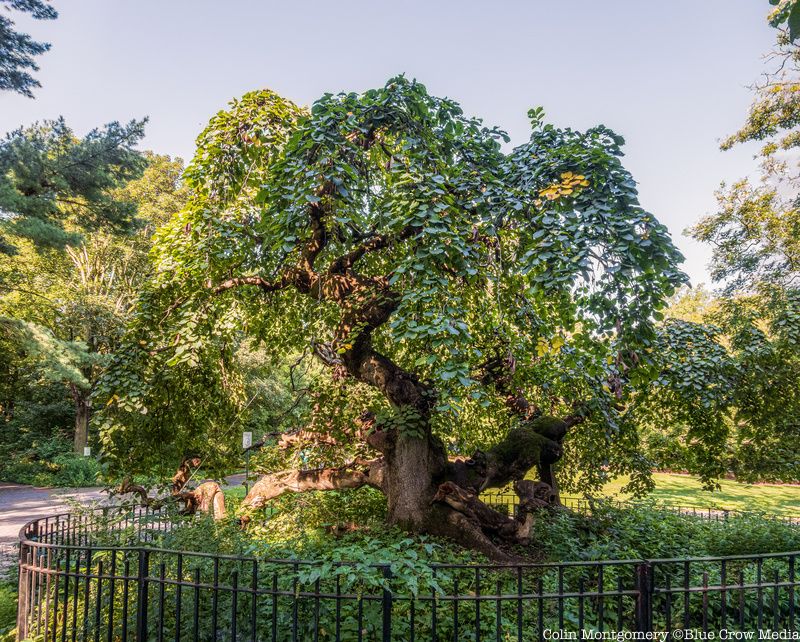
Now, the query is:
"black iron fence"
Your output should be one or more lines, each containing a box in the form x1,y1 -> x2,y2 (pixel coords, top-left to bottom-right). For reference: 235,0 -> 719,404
15,501 -> 800,641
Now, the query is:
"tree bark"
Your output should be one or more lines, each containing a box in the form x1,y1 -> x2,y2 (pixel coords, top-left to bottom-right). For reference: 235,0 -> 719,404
116,456 -> 226,520
242,461 -> 384,509
241,413 -> 566,559
71,384 -> 90,454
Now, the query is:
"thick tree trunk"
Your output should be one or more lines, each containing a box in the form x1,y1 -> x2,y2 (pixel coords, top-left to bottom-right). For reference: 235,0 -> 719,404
241,414 -> 567,560
383,434 -> 439,528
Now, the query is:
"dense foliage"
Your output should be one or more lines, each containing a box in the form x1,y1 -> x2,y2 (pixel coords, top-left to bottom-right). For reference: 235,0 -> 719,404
0,118 -> 147,256
0,150 -> 187,481
47,498 -> 800,640
98,78 -> 688,516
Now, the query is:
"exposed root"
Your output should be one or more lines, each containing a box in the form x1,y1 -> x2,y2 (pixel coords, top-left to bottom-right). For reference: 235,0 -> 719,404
430,478 -> 557,560
423,503 -> 518,563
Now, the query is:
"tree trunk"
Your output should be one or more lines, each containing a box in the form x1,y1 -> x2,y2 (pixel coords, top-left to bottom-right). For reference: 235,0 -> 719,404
242,414 -> 569,560
383,434 -> 439,528
72,386 -> 90,454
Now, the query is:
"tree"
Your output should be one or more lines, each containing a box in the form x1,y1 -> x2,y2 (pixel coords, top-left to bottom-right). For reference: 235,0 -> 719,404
769,0 -> 800,42
1,153 -> 188,454
651,3 -> 800,486
0,117 -> 147,257
99,79 -> 686,559
0,0 -> 57,97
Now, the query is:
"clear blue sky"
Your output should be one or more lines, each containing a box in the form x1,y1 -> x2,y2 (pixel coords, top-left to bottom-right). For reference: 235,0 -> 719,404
0,1 -> 777,286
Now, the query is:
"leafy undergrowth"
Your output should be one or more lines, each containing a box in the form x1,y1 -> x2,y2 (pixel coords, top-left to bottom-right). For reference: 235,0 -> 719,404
0,583 -> 17,639
529,499 -> 800,560
180,488 -> 481,563
0,436 -> 100,487
36,493 -> 800,638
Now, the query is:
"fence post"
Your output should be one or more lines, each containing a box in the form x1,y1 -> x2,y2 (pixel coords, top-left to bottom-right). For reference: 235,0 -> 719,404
135,548 -> 150,641
382,565 -> 393,640
634,562 -> 653,632
15,544 -> 28,642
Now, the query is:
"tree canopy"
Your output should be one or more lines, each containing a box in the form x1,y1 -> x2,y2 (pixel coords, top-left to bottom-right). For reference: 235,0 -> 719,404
0,117 -> 147,257
1,150 -> 187,461
98,78 -> 690,557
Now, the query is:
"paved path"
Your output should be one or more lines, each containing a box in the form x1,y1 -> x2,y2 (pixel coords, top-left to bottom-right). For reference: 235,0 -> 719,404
0,474 -> 248,546
0,483 -> 107,545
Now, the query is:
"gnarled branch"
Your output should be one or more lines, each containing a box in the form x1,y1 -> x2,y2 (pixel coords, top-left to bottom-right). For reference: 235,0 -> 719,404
241,459 -> 385,510
115,456 -> 226,520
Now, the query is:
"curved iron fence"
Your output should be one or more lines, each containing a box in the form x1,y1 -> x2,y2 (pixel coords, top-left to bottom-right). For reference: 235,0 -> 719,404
15,499 -> 800,641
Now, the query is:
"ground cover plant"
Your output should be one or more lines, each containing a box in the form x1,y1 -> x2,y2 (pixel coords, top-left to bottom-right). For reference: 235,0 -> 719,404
19,498 -> 800,640
0,583 -> 15,640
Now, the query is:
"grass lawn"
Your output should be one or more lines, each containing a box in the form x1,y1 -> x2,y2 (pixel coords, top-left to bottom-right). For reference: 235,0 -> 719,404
225,485 -> 246,500
596,473 -> 800,517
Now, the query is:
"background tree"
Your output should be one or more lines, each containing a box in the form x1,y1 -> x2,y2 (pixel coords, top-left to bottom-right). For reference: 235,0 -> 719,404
99,79 -> 687,559
0,153 -> 187,462
0,117 -> 146,256
634,2 -> 800,487
0,0 -> 57,97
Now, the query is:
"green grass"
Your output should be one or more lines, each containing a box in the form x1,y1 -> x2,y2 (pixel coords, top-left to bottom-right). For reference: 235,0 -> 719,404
597,473 -> 800,517
224,485 -> 246,500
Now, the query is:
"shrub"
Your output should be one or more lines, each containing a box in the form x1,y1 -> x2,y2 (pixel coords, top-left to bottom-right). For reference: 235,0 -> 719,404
20,499 -> 800,640
0,435 -> 100,487
529,500 -> 800,561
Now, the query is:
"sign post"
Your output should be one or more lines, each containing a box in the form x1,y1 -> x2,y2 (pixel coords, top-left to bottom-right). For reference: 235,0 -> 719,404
242,432 -> 253,493
83,447 -> 91,457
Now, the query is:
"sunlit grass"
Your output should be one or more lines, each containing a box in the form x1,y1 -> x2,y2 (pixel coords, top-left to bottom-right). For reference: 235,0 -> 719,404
597,473 -> 800,517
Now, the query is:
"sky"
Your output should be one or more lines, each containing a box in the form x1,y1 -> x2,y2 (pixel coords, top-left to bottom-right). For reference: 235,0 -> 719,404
0,1 -> 778,287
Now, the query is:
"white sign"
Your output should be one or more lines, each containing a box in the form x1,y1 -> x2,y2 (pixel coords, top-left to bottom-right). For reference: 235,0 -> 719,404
242,432 -> 253,449
83,447 -> 91,457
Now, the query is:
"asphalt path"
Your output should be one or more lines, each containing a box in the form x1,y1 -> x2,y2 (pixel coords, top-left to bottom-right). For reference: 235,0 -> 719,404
0,474 -> 247,546
0,483 -> 107,544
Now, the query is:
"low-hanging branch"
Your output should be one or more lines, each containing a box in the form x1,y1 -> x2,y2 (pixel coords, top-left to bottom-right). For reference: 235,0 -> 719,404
241,459 -> 385,510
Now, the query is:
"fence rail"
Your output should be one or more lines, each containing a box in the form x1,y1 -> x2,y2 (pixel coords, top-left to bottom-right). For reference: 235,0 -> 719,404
15,499 -> 800,641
